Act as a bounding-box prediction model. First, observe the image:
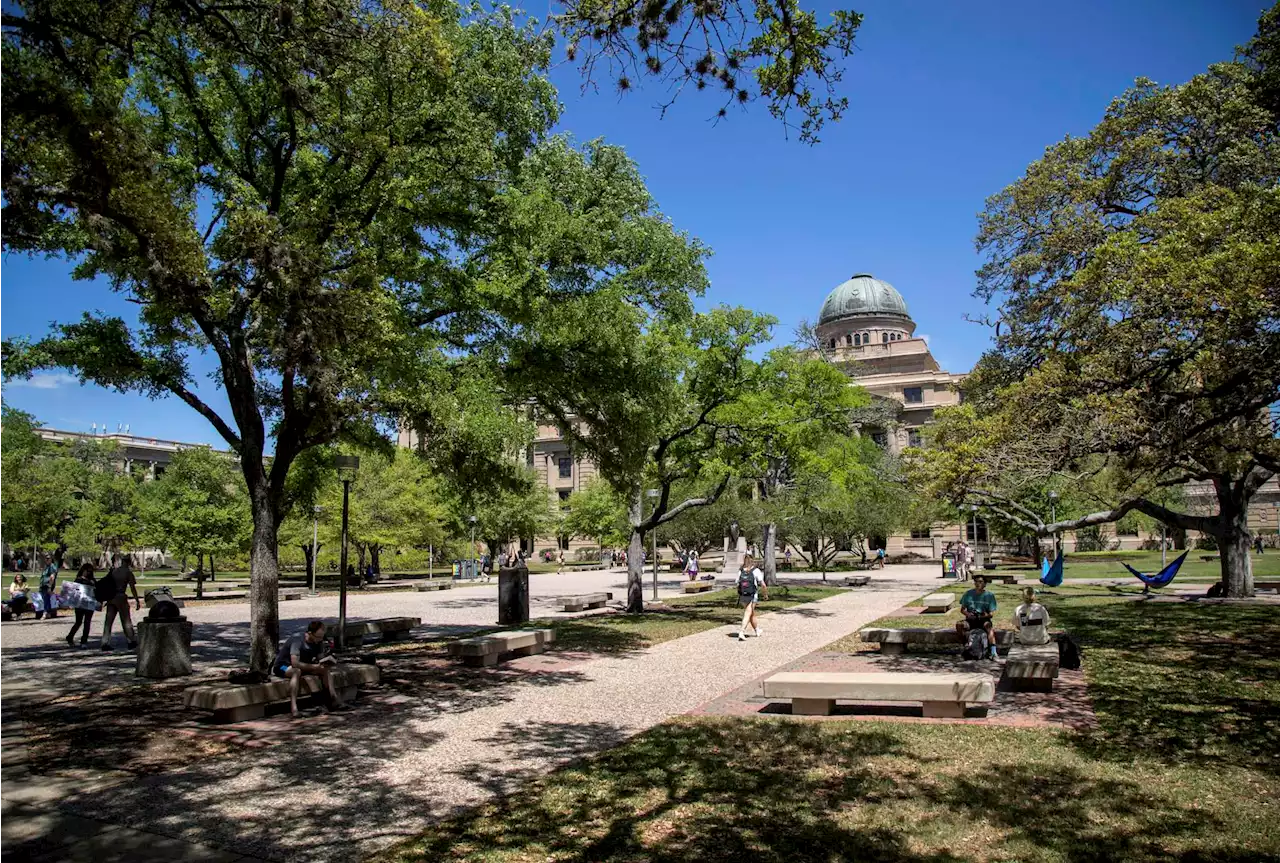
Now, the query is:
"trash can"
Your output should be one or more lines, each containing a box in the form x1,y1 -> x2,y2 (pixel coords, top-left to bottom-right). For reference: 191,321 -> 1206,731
941,551 -> 957,579
497,564 -> 529,625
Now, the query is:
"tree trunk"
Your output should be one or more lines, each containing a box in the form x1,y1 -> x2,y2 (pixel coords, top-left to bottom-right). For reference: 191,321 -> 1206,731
1031,535 -> 1043,567
247,486 -> 282,673
371,545 -> 381,575
1170,526 -> 1187,550
762,522 -> 778,587
626,488 -> 645,613
209,554 -> 217,582
300,545 -> 314,587
1218,504 -> 1254,598
356,544 -> 367,589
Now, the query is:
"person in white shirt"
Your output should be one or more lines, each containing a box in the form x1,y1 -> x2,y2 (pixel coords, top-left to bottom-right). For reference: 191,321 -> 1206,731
736,555 -> 769,642
1013,587 -> 1052,645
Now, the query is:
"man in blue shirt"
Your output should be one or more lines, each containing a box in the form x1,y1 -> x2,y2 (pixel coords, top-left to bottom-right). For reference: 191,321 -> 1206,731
955,574 -> 998,659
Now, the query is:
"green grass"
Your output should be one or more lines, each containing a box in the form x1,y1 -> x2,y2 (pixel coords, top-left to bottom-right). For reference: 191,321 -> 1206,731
1006,549 -> 1280,582
522,587 -> 843,654
376,584 -> 1280,863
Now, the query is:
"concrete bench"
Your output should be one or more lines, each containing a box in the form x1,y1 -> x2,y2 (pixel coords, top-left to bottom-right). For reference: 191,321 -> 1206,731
682,581 -> 715,593
762,671 -> 995,718
172,590 -> 248,601
182,663 -> 380,723
922,593 -> 955,612
414,580 -> 454,592
562,592 -> 612,612
844,576 -> 870,587
1254,581 -> 1280,591
1003,642 -> 1060,692
280,589 -> 304,601
337,617 -> 420,646
986,574 -> 1019,585
447,629 -> 555,667
859,627 -> 1015,655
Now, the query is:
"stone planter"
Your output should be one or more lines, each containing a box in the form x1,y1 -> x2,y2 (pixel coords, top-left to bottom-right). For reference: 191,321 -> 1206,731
136,618 -> 194,679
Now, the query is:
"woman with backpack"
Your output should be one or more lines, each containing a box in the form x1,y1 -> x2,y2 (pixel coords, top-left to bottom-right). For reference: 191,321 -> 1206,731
65,562 -> 100,648
736,554 -> 769,642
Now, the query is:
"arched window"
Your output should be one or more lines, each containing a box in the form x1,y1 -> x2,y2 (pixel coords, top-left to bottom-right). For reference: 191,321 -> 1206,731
882,332 -> 889,343
854,333 -> 861,346
829,338 -> 836,349
863,331 -> 870,343
846,333 -> 853,346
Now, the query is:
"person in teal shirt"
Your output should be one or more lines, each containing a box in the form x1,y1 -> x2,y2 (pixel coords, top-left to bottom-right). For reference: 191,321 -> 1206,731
38,554 -> 60,620
955,574 -> 998,659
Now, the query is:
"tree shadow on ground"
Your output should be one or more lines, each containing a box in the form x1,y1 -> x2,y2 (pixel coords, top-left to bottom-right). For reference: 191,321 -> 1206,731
373,719 -> 1274,863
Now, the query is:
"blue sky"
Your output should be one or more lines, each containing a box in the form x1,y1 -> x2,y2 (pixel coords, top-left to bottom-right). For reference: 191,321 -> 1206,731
0,0 -> 1264,446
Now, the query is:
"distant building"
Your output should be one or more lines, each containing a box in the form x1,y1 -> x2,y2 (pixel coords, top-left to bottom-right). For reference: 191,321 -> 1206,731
35,427 -> 229,479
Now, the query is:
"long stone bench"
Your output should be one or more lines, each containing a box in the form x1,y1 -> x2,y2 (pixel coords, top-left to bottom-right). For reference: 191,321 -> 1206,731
447,629 -> 555,667
337,617 -> 420,646
921,593 -> 955,612
859,627 -> 1016,655
1255,581 -> 1280,591
414,580 -> 454,592
762,671 -> 995,718
1003,642 -> 1060,692
986,575 -> 1020,585
183,663 -> 380,723
682,581 -> 715,593
562,592 -> 612,612
280,589 -> 304,601
844,576 -> 870,587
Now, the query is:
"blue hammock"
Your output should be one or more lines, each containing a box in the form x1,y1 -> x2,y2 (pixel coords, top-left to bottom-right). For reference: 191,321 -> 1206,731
1122,551 -> 1188,589
1040,552 -> 1064,587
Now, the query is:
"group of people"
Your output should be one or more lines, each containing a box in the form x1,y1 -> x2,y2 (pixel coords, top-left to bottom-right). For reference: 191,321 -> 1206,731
955,575 -> 1051,659
944,540 -> 976,580
5,554 -> 143,650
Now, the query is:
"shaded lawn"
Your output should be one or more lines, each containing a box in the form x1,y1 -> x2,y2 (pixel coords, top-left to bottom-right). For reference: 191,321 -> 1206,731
372,718 -> 1280,863
376,585 -> 1280,863
527,587 -> 843,654
1003,550 -> 1280,581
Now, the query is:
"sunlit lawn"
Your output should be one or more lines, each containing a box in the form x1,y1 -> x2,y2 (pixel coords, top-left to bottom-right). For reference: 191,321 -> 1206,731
377,584 -> 1280,863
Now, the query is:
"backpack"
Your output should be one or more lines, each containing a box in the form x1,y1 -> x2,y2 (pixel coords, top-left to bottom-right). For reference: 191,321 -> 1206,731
736,568 -> 756,597
95,570 -> 118,603
962,627 -> 989,660
1058,634 -> 1082,670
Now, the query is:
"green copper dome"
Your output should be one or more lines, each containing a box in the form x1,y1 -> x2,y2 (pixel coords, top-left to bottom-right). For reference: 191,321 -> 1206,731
818,274 -> 910,325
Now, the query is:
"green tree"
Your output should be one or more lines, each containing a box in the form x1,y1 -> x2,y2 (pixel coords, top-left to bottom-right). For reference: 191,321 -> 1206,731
139,447 -> 250,582
513,305 -> 775,611
458,469 -> 556,563
563,480 -> 629,555
660,480 -> 761,559
4,1 -> 709,668
929,12 -> 1279,597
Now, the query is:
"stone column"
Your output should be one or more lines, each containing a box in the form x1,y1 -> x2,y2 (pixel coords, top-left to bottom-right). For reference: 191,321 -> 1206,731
497,564 -> 529,626
136,618 -> 194,678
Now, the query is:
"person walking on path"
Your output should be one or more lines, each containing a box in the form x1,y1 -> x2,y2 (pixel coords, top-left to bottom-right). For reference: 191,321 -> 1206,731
874,547 -> 886,569
65,562 -> 99,647
100,555 -> 141,651
38,554 -> 60,620
736,554 -> 769,642
556,548 -> 565,575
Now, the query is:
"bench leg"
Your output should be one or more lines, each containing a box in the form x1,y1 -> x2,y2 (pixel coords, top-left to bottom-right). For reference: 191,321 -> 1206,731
587,601 -> 605,609
922,701 -> 966,719
564,605 -> 584,612
791,698 -> 836,716
212,703 -> 266,724
879,643 -> 907,655
382,629 -> 410,643
463,653 -> 500,668
338,685 -> 358,702
511,644 -> 546,658
1009,677 -> 1053,693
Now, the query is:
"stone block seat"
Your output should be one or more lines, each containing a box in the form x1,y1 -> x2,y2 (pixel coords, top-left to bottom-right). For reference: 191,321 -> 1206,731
682,581 -> 715,593
414,580 -> 454,592
447,629 -> 555,667
762,671 -> 995,718
1255,581 -> 1280,592
845,576 -> 870,587
1002,642 -> 1060,692
860,627 -> 1015,655
183,663 -> 380,723
280,589 -> 304,601
561,592 -> 612,612
986,574 -> 1020,585
921,593 -> 955,612
337,617 -> 420,647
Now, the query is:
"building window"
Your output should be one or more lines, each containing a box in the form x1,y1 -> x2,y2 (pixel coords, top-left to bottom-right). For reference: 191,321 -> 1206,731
882,332 -> 889,343
845,333 -> 852,346
904,387 -> 923,404
829,338 -> 836,349
558,457 -> 572,479
863,331 -> 870,343
153,464 -> 166,478
966,517 -> 989,543
853,333 -> 860,346
907,428 -> 922,447
910,527 -> 931,539
557,489 -> 571,509
870,431 -> 888,448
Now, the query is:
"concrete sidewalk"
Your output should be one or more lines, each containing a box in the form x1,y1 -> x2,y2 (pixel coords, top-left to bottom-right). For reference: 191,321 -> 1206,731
2,569 -> 934,862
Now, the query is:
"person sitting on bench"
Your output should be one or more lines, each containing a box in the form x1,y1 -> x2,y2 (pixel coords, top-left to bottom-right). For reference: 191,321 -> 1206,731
1013,587 -> 1051,645
955,575 -> 998,660
274,621 -> 344,717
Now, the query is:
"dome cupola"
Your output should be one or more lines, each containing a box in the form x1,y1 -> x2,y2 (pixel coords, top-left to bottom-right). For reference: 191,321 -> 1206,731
818,274 -> 911,325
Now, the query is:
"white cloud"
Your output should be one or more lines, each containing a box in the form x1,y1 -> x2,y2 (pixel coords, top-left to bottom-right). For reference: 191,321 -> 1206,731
5,372 -> 79,390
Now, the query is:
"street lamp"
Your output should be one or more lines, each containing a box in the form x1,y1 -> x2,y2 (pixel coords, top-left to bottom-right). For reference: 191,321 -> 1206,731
647,489 -> 661,600
334,454 -> 360,651
468,515 -> 478,578
309,505 -> 323,596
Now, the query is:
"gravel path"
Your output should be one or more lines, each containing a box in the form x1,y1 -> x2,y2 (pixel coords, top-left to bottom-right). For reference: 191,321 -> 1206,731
34,567 -> 936,862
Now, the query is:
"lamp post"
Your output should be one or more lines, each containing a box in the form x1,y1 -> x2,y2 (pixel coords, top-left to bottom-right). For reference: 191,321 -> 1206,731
309,505 -> 323,596
468,515 -> 478,579
968,505 -> 979,580
1048,491 -> 1059,559
334,454 -> 360,651
647,489 -> 661,600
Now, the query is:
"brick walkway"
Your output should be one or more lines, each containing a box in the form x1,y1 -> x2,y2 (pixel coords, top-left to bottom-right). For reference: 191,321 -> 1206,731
1,568 -> 935,862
